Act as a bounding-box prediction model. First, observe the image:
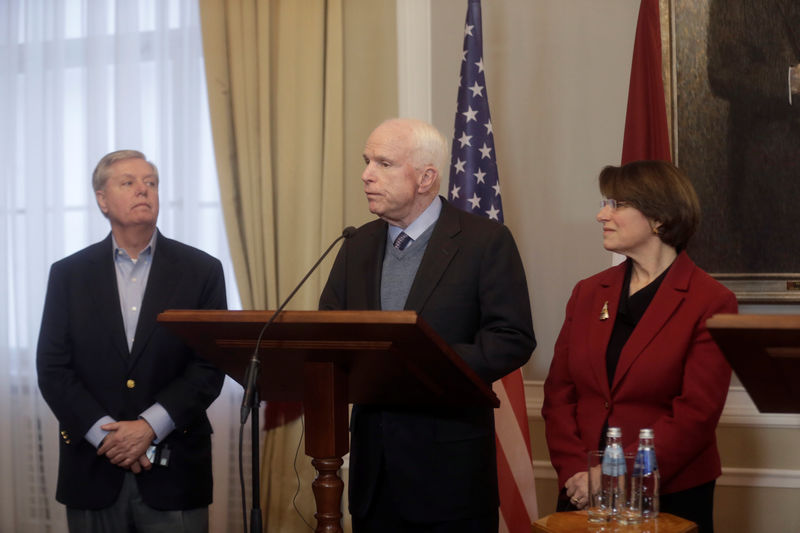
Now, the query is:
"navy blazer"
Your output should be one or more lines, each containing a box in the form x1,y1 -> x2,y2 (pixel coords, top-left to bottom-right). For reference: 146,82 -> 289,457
319,199 -> 535,522
37,231 -> 226,510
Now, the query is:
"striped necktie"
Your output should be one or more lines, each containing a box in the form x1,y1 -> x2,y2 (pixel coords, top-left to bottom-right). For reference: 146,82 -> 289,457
393,231 -> 412,251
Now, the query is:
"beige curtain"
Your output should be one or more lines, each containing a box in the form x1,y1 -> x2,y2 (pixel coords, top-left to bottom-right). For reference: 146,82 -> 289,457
199,0 -> 345,312
199,0 -> 397,530
200,0 -> 342,531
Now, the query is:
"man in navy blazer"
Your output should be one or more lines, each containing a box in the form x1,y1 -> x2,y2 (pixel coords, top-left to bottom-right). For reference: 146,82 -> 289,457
37,150 -> 226,532
319,119 -> 535,532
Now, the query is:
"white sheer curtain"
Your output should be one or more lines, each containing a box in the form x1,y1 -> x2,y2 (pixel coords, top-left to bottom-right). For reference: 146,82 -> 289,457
0,1 -> 246,531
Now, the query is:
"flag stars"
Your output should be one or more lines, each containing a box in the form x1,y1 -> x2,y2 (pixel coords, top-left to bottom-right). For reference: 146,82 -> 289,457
468,193 -> 482,209
462,106 -> 478,123
449,12 -> 503,228
468,81 -> 484,98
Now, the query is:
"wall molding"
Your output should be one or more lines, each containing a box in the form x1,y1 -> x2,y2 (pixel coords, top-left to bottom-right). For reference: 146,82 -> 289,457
531,461 -> 800,489
525,380 -> 800,489
524,380 -> 800,429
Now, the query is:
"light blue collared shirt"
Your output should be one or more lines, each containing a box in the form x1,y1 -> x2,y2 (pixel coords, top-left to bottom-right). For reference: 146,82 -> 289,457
387,196 -> 442,248
85,230 -> 175,448
114,232 -> 156,352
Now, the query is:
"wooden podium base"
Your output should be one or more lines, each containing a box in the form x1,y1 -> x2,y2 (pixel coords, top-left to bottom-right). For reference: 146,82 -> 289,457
532,511 -> 698,533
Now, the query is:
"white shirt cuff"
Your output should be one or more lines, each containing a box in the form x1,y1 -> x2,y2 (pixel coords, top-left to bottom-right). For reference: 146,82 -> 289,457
139,403 -> 176,443
85,416 -> 116,448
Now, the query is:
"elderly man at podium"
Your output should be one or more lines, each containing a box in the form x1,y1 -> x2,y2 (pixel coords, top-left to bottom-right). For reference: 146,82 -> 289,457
319,118 -> 535,532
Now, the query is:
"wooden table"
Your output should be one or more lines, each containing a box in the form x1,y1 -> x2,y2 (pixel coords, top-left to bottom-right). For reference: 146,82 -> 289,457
532,511 -> 698,533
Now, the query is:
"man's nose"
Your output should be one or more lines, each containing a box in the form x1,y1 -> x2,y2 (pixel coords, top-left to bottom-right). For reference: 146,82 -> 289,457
361,165 -> 373,183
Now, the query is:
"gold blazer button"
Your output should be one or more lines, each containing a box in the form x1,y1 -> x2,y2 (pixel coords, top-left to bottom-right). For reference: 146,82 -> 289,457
126,379 -> 136,389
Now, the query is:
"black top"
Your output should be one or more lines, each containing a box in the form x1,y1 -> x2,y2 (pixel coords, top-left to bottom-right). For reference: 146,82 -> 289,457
598,260 -> 671,449
605,260 -> 672,387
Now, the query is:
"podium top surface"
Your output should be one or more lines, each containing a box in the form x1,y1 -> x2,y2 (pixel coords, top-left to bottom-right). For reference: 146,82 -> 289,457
158,309 -> 499,408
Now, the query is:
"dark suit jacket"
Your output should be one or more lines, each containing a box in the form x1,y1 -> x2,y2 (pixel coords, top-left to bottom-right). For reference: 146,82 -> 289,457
542,252 -> 737,495
37,231 -> 226,510
319,199 -> 535,522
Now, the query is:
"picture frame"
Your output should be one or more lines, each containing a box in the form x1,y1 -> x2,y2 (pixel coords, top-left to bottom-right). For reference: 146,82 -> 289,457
662,0 -> 800,303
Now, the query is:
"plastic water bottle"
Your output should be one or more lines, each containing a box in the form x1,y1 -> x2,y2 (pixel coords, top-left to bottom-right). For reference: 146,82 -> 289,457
635,428 -> 660,519
601,427 -> 626,517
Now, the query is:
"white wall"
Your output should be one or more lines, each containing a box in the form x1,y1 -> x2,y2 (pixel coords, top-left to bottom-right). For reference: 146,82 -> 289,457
430,0 -> 639,379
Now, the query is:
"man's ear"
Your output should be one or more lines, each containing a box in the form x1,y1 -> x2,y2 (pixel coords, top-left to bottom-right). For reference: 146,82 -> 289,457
418,167 -> 438,193
95,189 -> 108,215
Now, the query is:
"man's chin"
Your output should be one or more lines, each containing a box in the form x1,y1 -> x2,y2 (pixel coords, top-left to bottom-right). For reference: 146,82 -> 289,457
366,202 -> 382,217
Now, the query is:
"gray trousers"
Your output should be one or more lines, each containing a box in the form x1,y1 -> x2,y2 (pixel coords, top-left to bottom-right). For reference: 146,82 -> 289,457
66,473 -> 209,533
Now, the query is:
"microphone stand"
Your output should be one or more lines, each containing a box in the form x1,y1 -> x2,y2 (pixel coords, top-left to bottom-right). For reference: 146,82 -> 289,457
239,226 -> 356,533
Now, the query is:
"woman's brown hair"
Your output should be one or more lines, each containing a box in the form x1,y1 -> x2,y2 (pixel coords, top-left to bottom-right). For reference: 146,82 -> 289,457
599,160 -> 700,251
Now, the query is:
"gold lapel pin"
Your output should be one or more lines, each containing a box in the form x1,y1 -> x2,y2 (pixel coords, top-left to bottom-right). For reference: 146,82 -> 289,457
599,301 -> 609,321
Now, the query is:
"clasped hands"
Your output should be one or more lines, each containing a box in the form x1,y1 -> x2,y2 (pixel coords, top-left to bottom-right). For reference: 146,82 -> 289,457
564,464 -> 602,510
97,419 -> 156,474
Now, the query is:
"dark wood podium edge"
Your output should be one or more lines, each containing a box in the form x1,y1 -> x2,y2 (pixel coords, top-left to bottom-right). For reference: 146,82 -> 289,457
158,309 -> 499,532
706,313 -> 800,330
158,309 -> 498,408
706,313 -> 800,414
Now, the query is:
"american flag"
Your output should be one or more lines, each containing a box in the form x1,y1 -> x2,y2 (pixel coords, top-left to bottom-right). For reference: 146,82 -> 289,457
447,1 -> 539,531
448,1 -> 502,222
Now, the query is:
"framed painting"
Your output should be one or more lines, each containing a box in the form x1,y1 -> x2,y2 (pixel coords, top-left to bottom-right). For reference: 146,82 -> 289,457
663,0 -> 800,302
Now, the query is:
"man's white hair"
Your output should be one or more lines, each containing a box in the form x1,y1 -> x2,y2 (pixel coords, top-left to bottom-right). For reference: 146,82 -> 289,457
383,118 -> 450,183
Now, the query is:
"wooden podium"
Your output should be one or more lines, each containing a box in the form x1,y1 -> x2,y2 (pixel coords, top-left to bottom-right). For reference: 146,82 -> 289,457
158,309 -> 498,532
707,313 -> 800,413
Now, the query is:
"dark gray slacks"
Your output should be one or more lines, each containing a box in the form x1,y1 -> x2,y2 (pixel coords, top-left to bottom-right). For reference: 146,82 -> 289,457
66,472 -> 209,533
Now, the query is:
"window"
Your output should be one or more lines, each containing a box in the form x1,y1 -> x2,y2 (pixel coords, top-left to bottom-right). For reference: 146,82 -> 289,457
1,1 -> 242,530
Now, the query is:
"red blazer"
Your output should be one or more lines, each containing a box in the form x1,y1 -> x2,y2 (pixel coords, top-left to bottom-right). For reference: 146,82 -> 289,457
542,252 -> 737,494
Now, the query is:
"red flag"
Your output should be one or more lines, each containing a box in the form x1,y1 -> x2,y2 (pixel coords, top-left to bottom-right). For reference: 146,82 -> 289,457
447,1 -> 538,530
621,0 -> 671,164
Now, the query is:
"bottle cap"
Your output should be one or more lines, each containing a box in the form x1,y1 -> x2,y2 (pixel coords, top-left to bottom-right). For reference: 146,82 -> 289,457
639,428 -> 654,438
607,427 -> 621,438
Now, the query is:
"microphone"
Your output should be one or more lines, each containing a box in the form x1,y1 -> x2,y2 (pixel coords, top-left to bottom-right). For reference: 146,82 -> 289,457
240,226 -> 357,424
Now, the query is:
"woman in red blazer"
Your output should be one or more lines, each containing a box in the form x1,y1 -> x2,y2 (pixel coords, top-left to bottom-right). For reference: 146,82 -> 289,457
542,161 -> 737,532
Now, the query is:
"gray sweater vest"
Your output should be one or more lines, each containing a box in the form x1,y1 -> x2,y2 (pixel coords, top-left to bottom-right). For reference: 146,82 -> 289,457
380,224 -> 435,311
